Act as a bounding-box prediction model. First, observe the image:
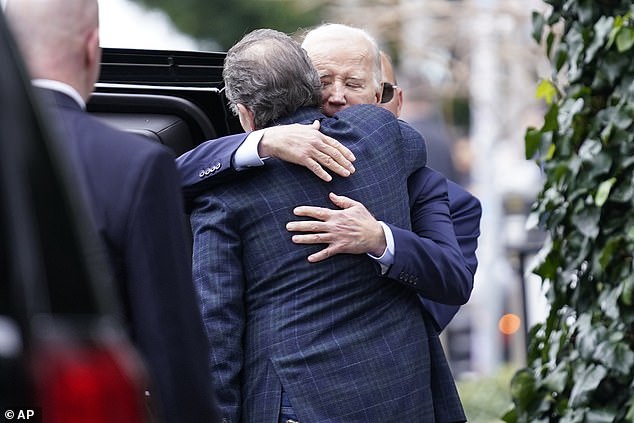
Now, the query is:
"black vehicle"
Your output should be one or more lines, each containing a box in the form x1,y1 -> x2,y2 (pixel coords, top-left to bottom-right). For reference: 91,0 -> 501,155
2,1 -> 240,415
89,47 -> 240,157
0,11 -> 147,423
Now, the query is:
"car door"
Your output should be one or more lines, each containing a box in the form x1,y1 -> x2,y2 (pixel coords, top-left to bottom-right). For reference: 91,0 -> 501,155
90,47 -> 240,156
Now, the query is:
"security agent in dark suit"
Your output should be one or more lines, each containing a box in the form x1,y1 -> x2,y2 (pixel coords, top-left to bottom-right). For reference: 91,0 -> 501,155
5,1 -> 218,421
189,28 -> 467,422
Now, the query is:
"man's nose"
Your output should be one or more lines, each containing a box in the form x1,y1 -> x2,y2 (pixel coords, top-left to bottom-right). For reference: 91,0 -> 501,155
327,81 -> 346,104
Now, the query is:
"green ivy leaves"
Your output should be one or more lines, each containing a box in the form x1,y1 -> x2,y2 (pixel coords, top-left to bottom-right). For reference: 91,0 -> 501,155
508,1 -> 634,422
610,14 -> 634,52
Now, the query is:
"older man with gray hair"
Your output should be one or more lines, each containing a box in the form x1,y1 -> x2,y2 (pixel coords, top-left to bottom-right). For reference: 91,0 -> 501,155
290,23 -> 481,336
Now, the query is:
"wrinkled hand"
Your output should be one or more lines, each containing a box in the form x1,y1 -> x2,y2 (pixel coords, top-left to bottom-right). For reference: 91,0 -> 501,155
259,121 -> 355,182
286,193 -> 386,262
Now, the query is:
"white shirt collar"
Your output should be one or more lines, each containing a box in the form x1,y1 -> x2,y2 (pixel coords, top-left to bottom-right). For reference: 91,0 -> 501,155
32,79 -> 86,110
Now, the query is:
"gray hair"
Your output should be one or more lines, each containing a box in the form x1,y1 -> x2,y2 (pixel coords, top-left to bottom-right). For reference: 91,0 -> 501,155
222,28 -> 321,129
301,23 -> 383,93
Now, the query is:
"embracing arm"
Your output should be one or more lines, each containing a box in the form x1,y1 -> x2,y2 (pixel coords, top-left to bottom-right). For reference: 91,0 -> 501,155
287,167 -> 478,307
446,179 -> 481,275
418,179 -> 482,331
176,132 -> 246,205
384,167 -> 473,305
287,168 -> 471,304
190,198 -> 245,422
176,121 -> 356,208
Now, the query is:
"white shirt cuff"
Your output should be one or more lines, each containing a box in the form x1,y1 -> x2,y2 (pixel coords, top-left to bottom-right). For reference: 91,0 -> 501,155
367,221 -> 395,274
233,129 -> 266,169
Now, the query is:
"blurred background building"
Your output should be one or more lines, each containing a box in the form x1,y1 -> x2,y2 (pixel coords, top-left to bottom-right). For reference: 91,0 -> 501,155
98,0 -> 552,380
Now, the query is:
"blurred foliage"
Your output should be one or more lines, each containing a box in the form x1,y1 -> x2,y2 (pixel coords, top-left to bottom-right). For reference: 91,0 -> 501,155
505,0 -> 634,422
457,366 -> 515,423
130,0 -> 325,50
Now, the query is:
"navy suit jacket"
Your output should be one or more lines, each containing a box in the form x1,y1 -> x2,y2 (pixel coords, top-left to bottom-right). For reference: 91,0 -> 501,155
189,105 -> 466,422
415,174 -> 482,331
385,167 -> 481,331
36,88 -> 218,423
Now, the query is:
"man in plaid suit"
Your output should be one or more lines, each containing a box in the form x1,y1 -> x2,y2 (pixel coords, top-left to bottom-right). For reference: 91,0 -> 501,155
189,28 -> 467,422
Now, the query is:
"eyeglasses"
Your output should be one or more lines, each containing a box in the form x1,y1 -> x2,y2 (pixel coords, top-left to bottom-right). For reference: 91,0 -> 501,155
380,82 -> 399,103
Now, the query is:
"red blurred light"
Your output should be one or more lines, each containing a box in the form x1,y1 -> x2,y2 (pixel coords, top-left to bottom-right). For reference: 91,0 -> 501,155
33,343 -> 146,423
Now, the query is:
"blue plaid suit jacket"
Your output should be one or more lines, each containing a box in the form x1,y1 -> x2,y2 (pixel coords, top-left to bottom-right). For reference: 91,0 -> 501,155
190,104 -> 465,422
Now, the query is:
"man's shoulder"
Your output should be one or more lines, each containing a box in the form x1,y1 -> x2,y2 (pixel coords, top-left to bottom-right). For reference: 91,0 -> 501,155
322,104 -> 400,138
56,110 -> 177,189
275,107 -> 325,126
447,180 -> 481,217
38,94 -> 171,172
83,112 -> 171,157
409,167 -> 482,218
335,103 -> 395,122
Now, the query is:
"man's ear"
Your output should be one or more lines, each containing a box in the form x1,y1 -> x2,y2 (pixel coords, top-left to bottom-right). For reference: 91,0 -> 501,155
236,103 -> 256,131
395,88 -> 404,118
374,83 -> 382,104
83,27 -> 101,96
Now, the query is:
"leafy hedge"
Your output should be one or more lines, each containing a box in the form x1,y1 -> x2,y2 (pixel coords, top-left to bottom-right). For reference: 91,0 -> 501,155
504,1 -> 634,422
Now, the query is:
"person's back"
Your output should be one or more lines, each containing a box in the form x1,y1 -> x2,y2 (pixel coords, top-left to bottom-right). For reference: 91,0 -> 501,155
190,28 -> 462,422
6,1 -> 217,421
193,104 -> 435,422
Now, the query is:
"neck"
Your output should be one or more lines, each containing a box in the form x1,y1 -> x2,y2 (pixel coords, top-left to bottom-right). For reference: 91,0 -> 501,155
32,79 -> 87,109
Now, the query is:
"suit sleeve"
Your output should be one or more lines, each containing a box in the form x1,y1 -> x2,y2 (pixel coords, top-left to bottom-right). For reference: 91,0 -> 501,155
176,133 -> 248,210
418,180 -> 482,332
123,147 -> 218,423
190,196 -> 245,423
447,179 -> 481,276
384,167 -> 473,306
